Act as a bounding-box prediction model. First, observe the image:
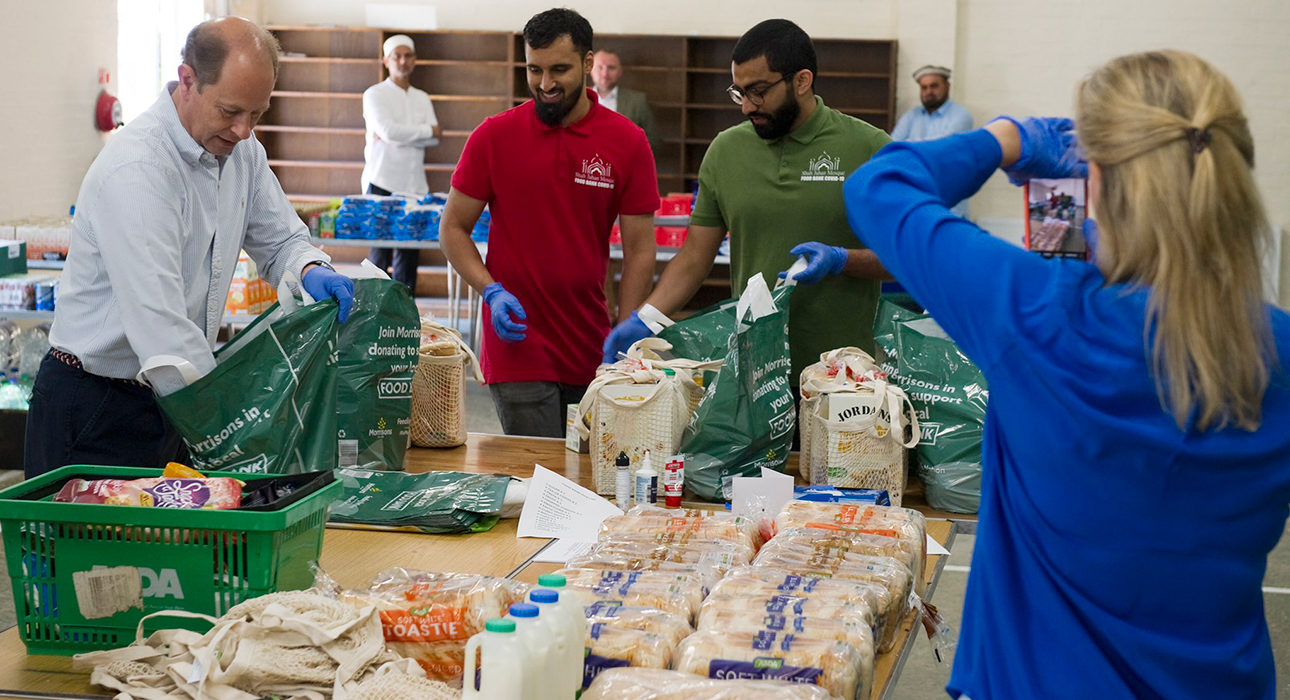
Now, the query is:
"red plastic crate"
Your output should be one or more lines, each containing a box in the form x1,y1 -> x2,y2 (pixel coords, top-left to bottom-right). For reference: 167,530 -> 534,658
657,194 -> 693,216
655,226 -> 687,247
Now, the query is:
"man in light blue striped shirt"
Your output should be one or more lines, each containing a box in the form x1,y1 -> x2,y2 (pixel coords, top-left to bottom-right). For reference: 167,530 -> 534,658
26,17 -> 354,478
891,65 -> 974,218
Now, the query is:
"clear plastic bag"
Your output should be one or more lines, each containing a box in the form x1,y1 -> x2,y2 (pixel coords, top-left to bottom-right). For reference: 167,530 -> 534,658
598,513 -> 763,552
14,324 -> 49,377
697,607 -> 875,670
590,539 -> 751,577
777,501 -> 927,529
748,553 -> 912,653
0,320 -> 18,370
592,531 -> 756,566
323,567 -> 529,687
582,667 -> 837,699
776,501 -> 927,588
626,504 -> 774,548
767,526 -> 924,593
708,566 -> 894,649
567,554 -> 721,591
673,630 -> 870,700
584,603 -> 693,648
582,621 -> 675,690
556,568 -> 701,623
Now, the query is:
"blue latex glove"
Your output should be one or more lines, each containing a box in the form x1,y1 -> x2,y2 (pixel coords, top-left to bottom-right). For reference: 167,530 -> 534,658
482,282 -> 527,342
302,264 -> 355,324
602,312 -> 653,364
779,242 -> 848,284
992,116 -> 1089,185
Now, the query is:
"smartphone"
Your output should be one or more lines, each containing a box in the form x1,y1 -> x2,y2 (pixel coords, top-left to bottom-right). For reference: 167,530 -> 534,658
1023,178 -> 1089,260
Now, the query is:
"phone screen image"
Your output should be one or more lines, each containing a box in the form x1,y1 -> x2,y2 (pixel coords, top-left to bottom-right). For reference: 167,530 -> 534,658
1023,178 -> 1089,260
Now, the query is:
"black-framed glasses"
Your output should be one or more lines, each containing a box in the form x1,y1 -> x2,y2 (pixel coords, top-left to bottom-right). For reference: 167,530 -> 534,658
726,77 -> 785,106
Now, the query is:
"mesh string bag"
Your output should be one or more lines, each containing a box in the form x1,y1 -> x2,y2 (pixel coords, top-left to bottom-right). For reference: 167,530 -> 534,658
575,338 -> 722,495
411,315 -> 482,448
798,347 -> 920,505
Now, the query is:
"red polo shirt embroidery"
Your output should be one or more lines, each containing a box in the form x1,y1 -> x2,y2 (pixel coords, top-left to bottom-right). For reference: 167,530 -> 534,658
452,89 -> 659,386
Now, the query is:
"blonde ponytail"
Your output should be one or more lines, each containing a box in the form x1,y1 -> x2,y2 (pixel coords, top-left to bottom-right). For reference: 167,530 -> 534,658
1076,51 -> 1274,431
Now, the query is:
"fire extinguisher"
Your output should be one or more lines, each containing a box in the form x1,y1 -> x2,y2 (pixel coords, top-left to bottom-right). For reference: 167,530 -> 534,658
95,68 -> 122,132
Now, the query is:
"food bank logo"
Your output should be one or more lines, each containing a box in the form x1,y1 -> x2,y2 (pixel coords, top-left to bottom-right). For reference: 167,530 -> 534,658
575,155 -> 615,190
802,152 -> 844,182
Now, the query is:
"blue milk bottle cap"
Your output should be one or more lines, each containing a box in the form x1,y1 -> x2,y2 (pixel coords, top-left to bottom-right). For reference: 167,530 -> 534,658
531,589 -> 559,604
509,603 -> 539,618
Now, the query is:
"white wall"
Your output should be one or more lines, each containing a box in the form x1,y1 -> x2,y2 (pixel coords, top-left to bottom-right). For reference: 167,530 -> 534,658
894,0 -> 956,119
0,0 -> 118,221
953,0 -> 1290,224
953,0 -> 1290,304
267,0 -> 896,42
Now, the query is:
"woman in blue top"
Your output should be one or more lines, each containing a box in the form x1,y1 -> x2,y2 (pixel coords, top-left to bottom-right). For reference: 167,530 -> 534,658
844,50 -> 1290,700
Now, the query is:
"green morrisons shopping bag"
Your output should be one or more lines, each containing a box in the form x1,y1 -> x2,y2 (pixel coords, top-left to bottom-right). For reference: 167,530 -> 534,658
155,291 -> 341,474
655,297 -> 740,364
661,274 -> 797,502
873,299 -> 987,513
336,279 -> 420,470
329,468 -> 514,533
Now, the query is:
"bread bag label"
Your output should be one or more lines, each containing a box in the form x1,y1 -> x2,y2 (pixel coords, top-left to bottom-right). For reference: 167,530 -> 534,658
709,658 -> 825,685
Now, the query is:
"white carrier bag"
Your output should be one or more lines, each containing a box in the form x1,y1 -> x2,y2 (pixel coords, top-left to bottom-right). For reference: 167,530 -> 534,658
410,315 -> 483,448
799,347 -> 920,504
576,337 -> 722,495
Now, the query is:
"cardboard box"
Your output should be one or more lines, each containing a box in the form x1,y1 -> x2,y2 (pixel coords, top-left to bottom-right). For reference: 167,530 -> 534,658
0,241 -> 27,277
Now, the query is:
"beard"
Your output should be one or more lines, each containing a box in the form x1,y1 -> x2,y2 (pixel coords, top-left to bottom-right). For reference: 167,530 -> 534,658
921,93 -> 947,112
749,97 -> 801,140
533,85 -> 583,126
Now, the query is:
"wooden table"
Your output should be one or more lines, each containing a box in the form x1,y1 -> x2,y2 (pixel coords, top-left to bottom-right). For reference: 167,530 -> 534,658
0,433 -> 963,699
400,433 -> 978,532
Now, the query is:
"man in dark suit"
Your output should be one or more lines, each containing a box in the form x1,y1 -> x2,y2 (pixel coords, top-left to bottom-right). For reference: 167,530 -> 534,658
591,49 -> 658,152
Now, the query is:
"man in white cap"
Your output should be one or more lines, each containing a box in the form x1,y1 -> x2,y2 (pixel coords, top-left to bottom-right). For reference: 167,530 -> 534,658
891,64 -> 973,216
361,34 -> 441,291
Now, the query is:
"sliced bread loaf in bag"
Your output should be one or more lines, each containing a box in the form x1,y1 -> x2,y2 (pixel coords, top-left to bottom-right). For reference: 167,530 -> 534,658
673,630 -> 871,700
582,667 -> 837,700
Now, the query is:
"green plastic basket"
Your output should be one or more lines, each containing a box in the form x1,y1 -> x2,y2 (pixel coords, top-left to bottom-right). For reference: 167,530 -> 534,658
0,465 -> 342,655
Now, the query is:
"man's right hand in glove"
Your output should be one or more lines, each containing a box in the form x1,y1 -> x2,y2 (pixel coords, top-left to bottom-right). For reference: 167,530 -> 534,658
482,282 -> 527,342
602,312 -> 652,364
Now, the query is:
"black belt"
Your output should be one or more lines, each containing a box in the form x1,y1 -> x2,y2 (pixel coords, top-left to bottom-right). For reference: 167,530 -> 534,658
49,348 -> 151,390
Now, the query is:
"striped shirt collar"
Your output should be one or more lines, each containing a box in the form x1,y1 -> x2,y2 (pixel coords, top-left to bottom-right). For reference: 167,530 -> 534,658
160,82 -> 219,166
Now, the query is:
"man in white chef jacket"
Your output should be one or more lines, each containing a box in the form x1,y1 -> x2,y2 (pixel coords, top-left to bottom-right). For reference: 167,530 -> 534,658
362,34 -> 442,291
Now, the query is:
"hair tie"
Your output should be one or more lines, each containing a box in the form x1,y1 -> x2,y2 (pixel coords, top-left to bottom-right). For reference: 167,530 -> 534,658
1186,127 -> 1212,154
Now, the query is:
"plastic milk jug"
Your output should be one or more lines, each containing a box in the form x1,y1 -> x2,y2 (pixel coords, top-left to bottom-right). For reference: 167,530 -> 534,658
537,573 -> 591,626
462,618 -> 525,700
530,588 -> 582,699
506,602 -> 556,700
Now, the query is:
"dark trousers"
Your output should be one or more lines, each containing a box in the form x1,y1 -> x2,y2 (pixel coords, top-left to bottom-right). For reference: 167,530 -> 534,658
23,352 -> 188,479
365,183 -> 421,291
488,381 -> 589,438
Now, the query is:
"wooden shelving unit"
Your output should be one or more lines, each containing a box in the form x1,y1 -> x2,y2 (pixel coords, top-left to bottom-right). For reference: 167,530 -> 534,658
264,26 -> 896,200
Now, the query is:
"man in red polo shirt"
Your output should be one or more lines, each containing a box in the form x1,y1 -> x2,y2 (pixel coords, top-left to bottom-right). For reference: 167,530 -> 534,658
440,8 -> 659,437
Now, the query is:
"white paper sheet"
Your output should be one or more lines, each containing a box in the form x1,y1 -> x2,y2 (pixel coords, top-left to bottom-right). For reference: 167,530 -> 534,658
517,464 -> 624,539
926,534 -> 951,557
731,469 -> 794,520
533,539 -> 596,564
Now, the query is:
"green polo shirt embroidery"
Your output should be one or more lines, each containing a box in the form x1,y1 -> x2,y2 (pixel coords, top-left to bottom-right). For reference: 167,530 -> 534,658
691,96 -> 892,385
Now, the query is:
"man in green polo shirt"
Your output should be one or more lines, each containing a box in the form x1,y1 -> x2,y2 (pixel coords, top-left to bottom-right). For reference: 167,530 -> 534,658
603,18 -> 892,387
